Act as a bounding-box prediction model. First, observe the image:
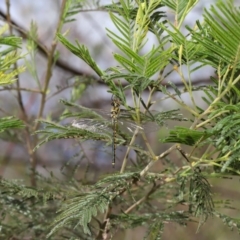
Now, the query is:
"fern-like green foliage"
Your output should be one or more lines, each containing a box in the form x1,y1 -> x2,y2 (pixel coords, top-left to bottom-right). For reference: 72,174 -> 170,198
48,192 -> 109,236
0,25 -> 25,85
105,0 -> 174,97
62,0 -> 85,24
189,168 -> 214,225
0,117 -> 24,132
163,126 -> 212,146
162,0 -> 198,28
207,102 -> 240,174
187,0 -> 240,71
48,172 -> 141,236
0,28 -> 25,139
34,119 -> 112,151
0,177 -> 68,239
57,33 -> 103,76
214,212 -> 240,234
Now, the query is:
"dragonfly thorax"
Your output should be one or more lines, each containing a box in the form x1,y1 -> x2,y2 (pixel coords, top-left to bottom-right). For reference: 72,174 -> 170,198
111,97 -> 121,120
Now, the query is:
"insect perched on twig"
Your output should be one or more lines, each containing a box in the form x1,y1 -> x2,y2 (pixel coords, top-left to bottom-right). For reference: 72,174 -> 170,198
71,99 -> 185,167
71,97 -> 147,167
110,96 -> 121,167
72,96 -> 144,167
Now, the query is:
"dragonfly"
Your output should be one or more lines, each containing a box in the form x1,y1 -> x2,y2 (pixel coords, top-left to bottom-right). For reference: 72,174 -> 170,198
72,97 -> 146,167
70,98 -> 186,167
110,96 -> 121,167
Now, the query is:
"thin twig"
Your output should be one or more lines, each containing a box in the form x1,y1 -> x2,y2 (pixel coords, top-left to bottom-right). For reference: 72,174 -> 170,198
140,145 -> 176,177
120,127 -> 139,173
0,87 -> 42,93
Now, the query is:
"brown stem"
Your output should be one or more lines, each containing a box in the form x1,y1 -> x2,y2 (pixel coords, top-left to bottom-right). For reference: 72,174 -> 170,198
5,0 -> 38,186
33,0 -> 67,131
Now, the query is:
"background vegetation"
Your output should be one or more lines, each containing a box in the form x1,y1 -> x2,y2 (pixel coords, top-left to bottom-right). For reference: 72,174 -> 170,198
0,0 -> 240,239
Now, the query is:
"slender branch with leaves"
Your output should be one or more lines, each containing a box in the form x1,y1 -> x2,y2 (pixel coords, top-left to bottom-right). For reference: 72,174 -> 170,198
1,0 -> 240,239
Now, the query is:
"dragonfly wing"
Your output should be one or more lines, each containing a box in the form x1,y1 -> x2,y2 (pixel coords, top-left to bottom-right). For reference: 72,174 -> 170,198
72,119 -> 112,134
72,108 -> 159,133
117,120 -> 143,133
72,118 -> 144,137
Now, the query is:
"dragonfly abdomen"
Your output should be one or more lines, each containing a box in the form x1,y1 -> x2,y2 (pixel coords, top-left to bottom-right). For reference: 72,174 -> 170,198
111,97 -> 121,168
